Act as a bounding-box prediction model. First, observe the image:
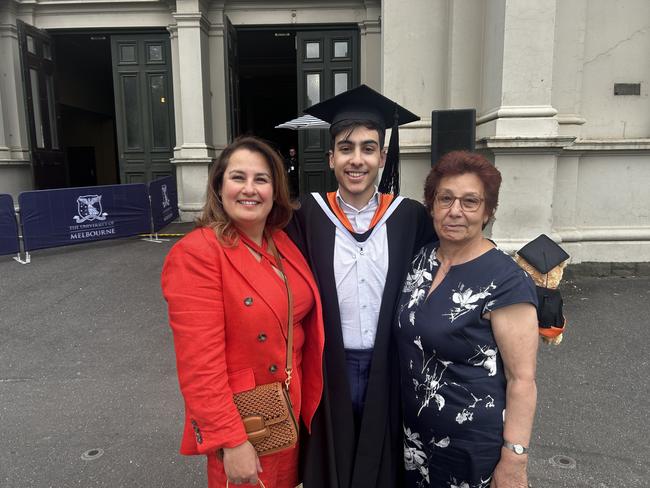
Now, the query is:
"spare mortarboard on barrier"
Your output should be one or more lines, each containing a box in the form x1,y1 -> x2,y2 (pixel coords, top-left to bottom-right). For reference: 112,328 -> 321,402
514,234 -> 570,345
303,84 -> 420,195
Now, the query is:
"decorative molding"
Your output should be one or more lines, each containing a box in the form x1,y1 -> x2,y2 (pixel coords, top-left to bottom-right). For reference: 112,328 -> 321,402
14,0 -> 168,6
217,1 -> 364,11
555,226 -> 650,243
359,18 -> 380,35
401,144 -> 431,155
170,157 -> 213,166
172,11 -> 211,33
477,105 -> 558,125
565,139 -> 650,152
207,22 -> 224,37
401,117 -> 432,130
179,203 -> 204,211
15,0 -> 173,13
0,159 -> 31,167
556,114 -> 586,125
476,136 -> 576,152
0,24 -> 19,39
476,136 -> 650,154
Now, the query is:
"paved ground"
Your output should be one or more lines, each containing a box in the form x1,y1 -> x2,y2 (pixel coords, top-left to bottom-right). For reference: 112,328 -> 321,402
1,230 -> 648,487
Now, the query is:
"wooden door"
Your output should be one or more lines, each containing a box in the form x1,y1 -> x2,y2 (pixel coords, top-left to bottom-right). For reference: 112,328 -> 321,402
18,21 -> 66,189
225,16 -> 241,141
111,33 -> 175,183
296,29 -> 359,194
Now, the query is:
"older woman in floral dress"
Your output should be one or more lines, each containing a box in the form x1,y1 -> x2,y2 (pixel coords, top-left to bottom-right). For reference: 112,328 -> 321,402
396,151 -> 539,488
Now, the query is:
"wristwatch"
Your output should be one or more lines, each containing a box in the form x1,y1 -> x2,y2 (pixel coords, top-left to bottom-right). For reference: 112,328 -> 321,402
503,440 -> 529,455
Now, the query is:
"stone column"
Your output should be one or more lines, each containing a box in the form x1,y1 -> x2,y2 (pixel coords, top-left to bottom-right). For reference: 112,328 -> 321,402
170,0 -> 214,221
477,0 -> 568,251
381,0 -> 449,201
478,0 -> 558,138
552,0 -> 588,138
359,1 -> 381,90
0,4 -> 33,197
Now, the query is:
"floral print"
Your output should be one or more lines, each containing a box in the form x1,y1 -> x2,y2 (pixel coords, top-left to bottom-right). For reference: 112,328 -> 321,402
443,282 -> 496,322
396,243 -> 537,487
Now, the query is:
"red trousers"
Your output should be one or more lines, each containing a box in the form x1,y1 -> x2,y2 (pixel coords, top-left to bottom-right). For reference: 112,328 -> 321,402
206,444 -> 299,488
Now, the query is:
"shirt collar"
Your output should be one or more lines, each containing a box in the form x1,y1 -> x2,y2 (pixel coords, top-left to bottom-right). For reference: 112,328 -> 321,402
336,187 -> 380,213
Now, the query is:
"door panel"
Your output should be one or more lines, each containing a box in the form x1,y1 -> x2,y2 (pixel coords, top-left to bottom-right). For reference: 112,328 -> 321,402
225,16 -> 240,141
296,29 -> 358,194
18,21 -> 66,189
111,33 -> 175,183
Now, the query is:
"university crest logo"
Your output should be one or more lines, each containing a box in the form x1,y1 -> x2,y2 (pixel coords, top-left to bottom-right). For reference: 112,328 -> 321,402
161,184 -> 171,208
73,195 -> 108,223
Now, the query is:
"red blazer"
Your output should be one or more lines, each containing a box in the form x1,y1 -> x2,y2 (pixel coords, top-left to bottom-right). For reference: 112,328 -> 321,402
161,227 -> 324,455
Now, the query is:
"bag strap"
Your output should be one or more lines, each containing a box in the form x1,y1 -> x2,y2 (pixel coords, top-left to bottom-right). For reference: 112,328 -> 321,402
226,480 -> 266,488
266,234 -> 294,391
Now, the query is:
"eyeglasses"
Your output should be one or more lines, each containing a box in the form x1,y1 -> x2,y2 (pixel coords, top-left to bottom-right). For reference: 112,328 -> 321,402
434,192 -> 484,212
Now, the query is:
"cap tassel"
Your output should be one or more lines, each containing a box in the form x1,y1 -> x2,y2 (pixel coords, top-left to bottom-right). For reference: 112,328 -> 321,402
378,107 -> 400,195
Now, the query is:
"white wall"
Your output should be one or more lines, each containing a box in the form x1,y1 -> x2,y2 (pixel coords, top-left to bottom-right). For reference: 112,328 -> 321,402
580,0 -> 650,139
387,0 -> 650,263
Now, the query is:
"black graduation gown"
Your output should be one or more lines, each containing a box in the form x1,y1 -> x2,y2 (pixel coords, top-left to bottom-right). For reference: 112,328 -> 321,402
286,193 -> 435,488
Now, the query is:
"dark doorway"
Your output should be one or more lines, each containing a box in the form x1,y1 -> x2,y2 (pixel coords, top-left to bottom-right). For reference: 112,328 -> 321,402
234,26 -> 359,196
237,29 -> 299,194
67,146 -> 97,187
53,33 -> 119,186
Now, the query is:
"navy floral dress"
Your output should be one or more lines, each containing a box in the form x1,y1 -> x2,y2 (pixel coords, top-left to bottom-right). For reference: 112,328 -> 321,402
396,242 -> 537,488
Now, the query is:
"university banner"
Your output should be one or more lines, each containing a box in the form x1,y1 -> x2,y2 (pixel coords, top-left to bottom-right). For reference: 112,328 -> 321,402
149,176 -> 179,232
19,184 -> 151,252
0,194 -> 20,256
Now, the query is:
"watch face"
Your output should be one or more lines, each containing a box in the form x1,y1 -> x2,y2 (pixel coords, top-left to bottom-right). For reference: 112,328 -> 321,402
514,444 -> 524,455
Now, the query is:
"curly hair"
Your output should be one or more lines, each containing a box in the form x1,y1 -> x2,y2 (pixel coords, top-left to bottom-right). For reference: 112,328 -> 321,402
424,151 -> 502,226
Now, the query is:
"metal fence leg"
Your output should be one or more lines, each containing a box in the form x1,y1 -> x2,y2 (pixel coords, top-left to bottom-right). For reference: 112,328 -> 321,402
140,232 -> 168,244
13,251 -> 31,265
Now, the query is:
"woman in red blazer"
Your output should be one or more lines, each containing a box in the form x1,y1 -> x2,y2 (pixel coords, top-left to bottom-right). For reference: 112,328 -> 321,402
162,136 -> 324,488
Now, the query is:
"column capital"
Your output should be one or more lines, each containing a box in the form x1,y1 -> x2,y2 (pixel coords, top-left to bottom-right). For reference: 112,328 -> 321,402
0,23 -> 18,40
171,11 -> 211,34
359,18 -> 380,36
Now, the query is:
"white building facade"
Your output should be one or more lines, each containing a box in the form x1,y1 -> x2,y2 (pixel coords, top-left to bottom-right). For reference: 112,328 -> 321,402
1,0 -> 648,263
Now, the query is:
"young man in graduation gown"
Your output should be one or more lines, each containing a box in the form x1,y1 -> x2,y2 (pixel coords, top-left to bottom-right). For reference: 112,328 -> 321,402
285,85 -> 435,488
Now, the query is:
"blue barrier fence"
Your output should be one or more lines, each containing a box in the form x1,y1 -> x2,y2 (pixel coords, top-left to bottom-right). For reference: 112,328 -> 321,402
149,176 -> 179,233
19,184 -> 152,252
0,194 -> 20,256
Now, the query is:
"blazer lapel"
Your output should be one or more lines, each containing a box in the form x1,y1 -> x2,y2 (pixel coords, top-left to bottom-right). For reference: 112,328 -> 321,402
273,231 -> 321,306
222,241 -> 288,336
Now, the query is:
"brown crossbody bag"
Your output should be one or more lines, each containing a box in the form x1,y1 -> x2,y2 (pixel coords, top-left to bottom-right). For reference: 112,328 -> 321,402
231,236 -> 298,456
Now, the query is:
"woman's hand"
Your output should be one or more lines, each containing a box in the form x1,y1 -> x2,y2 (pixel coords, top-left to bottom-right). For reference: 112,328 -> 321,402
490,448 -> 528,488
222,441 -> 262,485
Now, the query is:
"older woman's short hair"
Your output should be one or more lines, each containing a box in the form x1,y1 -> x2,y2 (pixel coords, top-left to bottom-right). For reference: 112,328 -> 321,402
424,151 -> 502,219
197,136 -> 293,243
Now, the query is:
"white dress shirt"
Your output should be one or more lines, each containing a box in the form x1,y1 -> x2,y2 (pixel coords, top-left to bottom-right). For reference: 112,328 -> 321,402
334,189 -> 389,350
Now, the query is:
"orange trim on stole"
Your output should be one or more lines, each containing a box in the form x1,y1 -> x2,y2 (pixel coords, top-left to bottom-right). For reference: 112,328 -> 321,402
326,192 -> 395,233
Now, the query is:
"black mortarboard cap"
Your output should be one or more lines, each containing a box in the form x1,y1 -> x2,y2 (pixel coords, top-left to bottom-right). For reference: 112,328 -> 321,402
304,84 -> 419,195
517,234 -> 570,275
